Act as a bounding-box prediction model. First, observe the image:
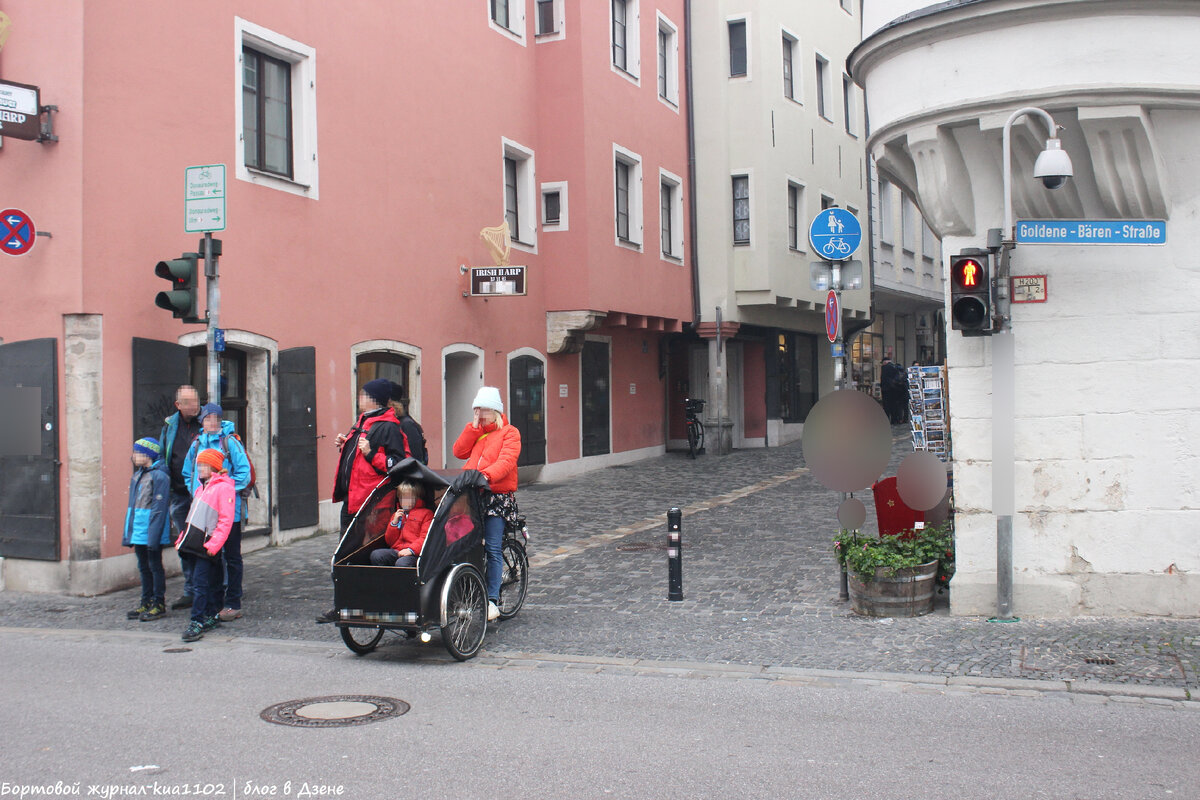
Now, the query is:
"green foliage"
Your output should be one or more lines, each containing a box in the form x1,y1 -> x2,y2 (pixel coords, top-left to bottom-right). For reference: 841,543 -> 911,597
833,523 -> 955,583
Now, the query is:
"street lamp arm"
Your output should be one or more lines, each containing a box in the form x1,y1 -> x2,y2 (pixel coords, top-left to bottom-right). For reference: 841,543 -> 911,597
1002,107 -> 1061,238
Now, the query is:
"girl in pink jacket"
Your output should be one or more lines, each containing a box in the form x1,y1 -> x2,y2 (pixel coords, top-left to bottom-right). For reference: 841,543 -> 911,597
178,448 -> 236,642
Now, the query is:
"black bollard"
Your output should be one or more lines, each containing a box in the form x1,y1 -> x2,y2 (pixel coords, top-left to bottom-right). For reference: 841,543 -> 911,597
667,507 -> 683,601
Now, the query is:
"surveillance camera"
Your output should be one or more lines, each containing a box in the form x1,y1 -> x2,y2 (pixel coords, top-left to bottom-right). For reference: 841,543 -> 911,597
1033,137 -> 1073,191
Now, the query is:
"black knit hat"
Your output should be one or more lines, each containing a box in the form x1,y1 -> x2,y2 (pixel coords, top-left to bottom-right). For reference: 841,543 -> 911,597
361,378 -> 393,406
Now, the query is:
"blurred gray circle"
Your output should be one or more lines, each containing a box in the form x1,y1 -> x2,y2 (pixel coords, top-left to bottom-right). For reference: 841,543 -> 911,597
896,451 -> 949,511
837,498 -> 866,531
801,389 -> 892,492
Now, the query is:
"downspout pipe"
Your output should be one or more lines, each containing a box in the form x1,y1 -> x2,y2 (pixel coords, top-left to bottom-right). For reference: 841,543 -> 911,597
684,0 -> 701,325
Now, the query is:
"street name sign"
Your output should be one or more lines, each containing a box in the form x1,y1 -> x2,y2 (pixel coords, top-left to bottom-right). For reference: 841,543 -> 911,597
824,289 -> 840,343
1016,219 -> 1165,245
809,208 -> 861,261
185,164 -> 226,233
0,79 -> 41,141
0,208 -> 35,256
470,266 -> 526,296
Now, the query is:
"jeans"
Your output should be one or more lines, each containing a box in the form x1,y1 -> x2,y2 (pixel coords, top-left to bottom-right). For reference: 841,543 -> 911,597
169,491 -> 195,597
190,556 -> 223,623
484,514 -> 505,602
134,545 -> 166,605
369,548 -> 416,567
219,521 -> 243,610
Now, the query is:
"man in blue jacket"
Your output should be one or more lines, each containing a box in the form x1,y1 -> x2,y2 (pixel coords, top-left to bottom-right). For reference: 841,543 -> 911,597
182,403 -> 252,622
160,385 -> 202,610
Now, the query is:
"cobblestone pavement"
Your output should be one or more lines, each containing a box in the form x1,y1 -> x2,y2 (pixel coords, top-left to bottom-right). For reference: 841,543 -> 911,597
2,432 -> 1197,697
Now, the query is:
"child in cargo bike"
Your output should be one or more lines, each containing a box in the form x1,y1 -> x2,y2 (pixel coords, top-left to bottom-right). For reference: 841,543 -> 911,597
368,481 -> 433,567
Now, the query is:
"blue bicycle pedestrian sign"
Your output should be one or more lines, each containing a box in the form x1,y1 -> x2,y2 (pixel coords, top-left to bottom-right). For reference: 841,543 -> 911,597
809,208 -> 861,262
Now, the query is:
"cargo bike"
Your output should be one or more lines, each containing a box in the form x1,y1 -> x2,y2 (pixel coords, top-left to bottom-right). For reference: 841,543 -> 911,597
323,458 -> 529,661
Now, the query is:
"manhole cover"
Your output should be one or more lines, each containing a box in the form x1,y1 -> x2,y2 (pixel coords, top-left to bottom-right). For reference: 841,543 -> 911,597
260,695 -> 409,728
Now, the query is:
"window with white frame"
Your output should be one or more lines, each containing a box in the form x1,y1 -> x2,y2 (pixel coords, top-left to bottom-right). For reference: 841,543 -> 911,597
614,145 -> 643,247
787,181 -> 805,251
660,169 -> 684,260
879,180 -> 895,244
843,75 -> 856,136
542,181 -> 568,230
728,18 -> 748,78
922,220 -> 937,260
611,0 -> 640,79
782,32 -> 797,101
490,0 -> 526,40
732,175 -> 751,245
236,18 -> 318,198
502,139 -> 536,248
815,54 -> 831,120
657,14 -> 679,107
536,0 -> 555,34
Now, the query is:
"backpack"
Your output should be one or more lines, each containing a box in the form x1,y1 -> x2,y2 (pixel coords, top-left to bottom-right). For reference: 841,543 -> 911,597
194,432 -> 258,498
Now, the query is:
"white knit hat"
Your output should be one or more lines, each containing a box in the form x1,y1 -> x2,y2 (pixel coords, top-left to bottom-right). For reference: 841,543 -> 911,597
471,386 -> 504,414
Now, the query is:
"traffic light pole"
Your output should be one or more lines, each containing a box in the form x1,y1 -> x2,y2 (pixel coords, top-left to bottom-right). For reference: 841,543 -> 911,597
202,232 -> 221,405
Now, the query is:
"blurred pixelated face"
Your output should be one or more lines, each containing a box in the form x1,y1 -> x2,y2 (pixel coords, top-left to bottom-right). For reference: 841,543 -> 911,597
474,407 -> 498,426
132,451 -> 152,468
202,413 -> 222,434
398,489 -> 417,511
176,387 -> 201,419
197,463 -> 214,481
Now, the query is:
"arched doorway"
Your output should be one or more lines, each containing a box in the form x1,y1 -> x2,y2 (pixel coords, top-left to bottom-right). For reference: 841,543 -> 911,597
508,352 -> 546,466
442,344 -> 483,468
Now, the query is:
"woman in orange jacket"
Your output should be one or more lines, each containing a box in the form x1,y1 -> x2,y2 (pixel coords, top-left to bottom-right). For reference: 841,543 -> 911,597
452,386 -> 521,621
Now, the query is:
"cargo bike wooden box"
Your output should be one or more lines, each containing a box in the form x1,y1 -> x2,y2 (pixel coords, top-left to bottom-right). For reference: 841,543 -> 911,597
324,459 -> 528,660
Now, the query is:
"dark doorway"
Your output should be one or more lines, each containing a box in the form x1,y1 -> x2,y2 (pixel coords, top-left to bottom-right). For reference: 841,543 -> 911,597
278,347 -> 319,529
777,332 -> 818,422
509,355 -> 546,466
132,338 -> 190,440
190,346 -> 249,439
581,340 -> 610,457
0,338 -> 60,560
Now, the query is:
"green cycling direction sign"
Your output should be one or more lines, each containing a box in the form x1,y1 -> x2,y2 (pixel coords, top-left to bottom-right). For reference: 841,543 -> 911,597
185,164 -> 226,233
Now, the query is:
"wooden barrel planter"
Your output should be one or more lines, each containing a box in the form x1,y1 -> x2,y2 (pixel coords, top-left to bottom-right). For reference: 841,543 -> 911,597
847,560 -> 938,617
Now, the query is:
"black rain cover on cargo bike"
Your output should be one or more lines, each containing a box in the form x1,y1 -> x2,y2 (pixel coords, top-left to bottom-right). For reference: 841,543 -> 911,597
332,458 -> 449,566
417,469 -> 489,584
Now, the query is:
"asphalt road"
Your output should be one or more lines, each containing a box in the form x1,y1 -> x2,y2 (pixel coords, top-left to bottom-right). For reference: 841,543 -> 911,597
3,629 -> 1198,799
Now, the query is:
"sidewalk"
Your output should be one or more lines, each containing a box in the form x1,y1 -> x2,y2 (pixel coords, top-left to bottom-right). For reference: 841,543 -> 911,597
1,435 -> 1196,698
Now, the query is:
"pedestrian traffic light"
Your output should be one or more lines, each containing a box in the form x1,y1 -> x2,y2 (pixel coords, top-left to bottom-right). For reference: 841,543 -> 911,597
949,249 -> 992,335
154,252 -> 201,322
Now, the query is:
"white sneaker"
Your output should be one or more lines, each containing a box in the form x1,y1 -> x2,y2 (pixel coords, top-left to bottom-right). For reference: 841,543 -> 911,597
487,601 -> 500,621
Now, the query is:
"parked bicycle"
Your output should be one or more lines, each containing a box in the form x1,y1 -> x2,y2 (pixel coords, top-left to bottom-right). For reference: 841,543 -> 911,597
684,398 -> 706,459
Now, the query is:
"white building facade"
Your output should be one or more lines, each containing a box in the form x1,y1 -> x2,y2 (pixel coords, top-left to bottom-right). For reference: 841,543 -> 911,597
686,0 -> 869,451
851,0 -> 1200,616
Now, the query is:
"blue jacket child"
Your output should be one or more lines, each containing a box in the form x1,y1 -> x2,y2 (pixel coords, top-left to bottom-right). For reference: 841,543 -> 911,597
180,404 -> 252,620
122,437 -> 172,621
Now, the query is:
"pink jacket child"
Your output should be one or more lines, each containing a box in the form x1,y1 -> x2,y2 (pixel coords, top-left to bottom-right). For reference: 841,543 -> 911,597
181,472 -> 236,557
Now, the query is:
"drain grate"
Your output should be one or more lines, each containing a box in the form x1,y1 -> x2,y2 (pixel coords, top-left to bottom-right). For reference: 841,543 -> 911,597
261,695 -> 409,728
1084,656 -> 1117,666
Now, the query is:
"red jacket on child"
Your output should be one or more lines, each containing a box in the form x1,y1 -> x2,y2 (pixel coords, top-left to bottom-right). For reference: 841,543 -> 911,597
384,499 -> 434,555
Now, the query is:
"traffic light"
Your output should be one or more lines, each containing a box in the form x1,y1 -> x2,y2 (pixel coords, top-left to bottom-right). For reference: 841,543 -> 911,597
949,249 -> 992,335
154,252 -> 201,322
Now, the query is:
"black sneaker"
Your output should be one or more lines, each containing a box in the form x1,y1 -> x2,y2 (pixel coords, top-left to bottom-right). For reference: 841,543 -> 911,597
170,595 -> 194,610
181,621 -> 205,642
315,608 -> 339,624
139,603 -> 166,622
200,616 -> 221,632
127,602 -> 150,620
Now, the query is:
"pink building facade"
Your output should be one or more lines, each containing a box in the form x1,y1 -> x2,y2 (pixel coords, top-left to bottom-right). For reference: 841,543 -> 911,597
0,0 -> 691,593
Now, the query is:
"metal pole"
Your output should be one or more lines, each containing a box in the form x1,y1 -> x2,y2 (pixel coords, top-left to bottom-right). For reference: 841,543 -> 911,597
832,261 -> 851,602
667,507 -> 683,601
204,232 -> 220,404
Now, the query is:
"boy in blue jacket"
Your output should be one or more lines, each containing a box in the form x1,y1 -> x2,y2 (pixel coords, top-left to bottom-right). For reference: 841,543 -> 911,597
182,404 -> 252,621
122,437 -> 172,621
